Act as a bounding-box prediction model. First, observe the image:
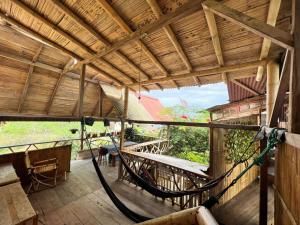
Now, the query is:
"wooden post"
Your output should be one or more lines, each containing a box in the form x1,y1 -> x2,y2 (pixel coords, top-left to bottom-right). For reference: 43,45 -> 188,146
289,0 -> 300,133
209,113 -> 214,177
99,85 -> 104,117
118,87 -> 129,179
266,61 -> 280,124
79,64 -> 86,151
259,138 -> 268,225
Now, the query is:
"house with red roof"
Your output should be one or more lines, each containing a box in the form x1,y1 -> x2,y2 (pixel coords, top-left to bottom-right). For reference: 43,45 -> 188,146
137,94 -> 172,121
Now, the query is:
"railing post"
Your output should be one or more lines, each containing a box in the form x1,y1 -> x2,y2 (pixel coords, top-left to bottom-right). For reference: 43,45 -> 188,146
259,138 -> 268,225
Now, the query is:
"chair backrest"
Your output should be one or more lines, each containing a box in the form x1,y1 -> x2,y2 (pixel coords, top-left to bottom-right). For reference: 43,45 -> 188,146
24,150 -> 31,169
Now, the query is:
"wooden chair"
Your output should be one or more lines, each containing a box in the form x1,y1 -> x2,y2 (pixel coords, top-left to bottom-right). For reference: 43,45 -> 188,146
24,150 -> 58,193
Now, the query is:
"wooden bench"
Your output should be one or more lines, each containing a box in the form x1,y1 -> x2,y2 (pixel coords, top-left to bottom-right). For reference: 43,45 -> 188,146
0,182 -> 38,225
0,163 -> 19,187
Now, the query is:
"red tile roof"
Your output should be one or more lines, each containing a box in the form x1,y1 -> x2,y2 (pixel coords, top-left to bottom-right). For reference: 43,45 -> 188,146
136,94 -> 172,121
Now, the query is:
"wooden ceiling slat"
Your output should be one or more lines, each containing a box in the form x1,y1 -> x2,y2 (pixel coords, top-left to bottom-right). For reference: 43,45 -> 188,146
50,0 -> 156,90
9,0 -> 127,85
70,0 -> 204,85
146,0 -> 200,86
0,11 -> 121,85
96,0 -> 169,89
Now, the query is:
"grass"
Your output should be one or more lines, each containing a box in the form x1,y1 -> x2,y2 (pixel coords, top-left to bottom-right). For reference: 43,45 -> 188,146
0,121 -> 106,158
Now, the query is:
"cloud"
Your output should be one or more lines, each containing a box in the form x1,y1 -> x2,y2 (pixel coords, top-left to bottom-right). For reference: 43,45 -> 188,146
146,83 -> 229,109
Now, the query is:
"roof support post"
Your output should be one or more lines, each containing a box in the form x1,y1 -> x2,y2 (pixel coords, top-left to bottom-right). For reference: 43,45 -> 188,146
289,0 -> 300,133
269,51 -> 290,127
266,61 -> 280,125
79,64 -> 86,117
79,64 -> 86,151
118,87 -> 129,179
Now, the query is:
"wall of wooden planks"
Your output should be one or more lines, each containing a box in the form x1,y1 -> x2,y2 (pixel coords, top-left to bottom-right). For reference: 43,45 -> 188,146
274,133 -> 300,225
0,145 -> 71,184
210,128 -> 259,206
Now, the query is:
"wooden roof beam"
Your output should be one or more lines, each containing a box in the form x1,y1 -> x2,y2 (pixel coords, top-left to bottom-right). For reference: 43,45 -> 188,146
50,0 -> 159,90
128,59 -> 269,87
9,0 -> 131,85
202,0 -> 293,50
0,50 -> 99,84
0,11 -> 123,86
18,45 -> 43,113
96,0 -> 177,88
146,0 -> 200,86
204,8 -> 230,91
45,58 -> 74,114
256,0 -> 282,81
70,0 -> 204,86
231,79 -> 260,96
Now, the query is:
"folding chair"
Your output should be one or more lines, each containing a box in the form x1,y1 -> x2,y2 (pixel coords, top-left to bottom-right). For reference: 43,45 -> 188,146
24,150 -> 58,193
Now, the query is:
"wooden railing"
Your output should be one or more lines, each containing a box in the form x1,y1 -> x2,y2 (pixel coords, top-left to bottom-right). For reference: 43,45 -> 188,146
120,149 -> 210,209
124,139 -> 169,154
0,139 -> 74,153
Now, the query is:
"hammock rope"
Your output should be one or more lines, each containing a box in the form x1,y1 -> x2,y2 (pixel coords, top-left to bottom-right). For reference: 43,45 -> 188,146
114,127 -> 263,199
83,119 -> 151,223
202,128 -> 284,209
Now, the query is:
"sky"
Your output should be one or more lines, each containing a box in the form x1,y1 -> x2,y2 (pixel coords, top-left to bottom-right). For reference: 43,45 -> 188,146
146,83 -> 229,109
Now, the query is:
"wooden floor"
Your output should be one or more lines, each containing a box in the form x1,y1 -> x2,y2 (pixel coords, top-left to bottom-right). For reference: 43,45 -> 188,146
28,159 -> 178,225
213,180 -> 275,225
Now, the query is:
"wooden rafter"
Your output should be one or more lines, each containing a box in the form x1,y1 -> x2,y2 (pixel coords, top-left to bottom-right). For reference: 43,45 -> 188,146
146,0 -> 200,86
0,50 -> 99,84
0,11 -> 123,86
45,58 -> 74,114
105,105 -> 114,117
95,0 -> 177,88
18,45 -> 43,113
231,80 -> 260,96
256,0 -> 282,81
128,59 -> 269,87
50,0 -> 158,90
202,0 -> 293,50
69,0 -> 203,86
9,0 -> 132,85
203,8 -> 229,87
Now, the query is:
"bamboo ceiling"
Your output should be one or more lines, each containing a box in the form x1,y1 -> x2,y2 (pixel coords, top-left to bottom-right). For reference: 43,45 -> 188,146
0,0 -> 292,117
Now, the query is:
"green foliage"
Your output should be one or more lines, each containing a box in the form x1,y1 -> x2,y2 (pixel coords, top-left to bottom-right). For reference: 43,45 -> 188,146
169,126 -> 208,154
224,129 -> 257,164
176,151 -> 209,165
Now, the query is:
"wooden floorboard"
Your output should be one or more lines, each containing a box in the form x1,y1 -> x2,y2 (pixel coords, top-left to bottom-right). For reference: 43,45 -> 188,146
28,159 -> 178,225
213,180 -> 274,225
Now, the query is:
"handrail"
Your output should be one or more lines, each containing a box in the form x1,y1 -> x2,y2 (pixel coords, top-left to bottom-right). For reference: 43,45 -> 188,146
0,139 -> 76,150
0,115 -> 259,131
128,119 -> 260,131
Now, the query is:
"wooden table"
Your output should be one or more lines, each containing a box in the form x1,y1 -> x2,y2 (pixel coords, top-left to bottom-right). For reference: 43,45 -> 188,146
0,182 -> 38,225
0,163 -> 19,187
100,141 -> 136,167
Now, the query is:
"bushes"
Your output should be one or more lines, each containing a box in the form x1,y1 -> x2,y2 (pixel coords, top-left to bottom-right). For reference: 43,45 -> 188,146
168,126 -> 209,165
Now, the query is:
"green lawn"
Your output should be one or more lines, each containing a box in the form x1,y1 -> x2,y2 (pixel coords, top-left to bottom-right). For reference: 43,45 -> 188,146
0,121 -> 106,158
